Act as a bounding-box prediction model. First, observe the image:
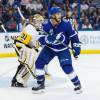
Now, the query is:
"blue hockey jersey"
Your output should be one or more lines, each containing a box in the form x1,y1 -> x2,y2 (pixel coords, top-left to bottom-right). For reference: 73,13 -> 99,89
39,18 -> 80,52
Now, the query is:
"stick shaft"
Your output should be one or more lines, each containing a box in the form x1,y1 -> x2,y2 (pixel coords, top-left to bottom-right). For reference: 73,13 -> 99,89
17,7 -> 25,20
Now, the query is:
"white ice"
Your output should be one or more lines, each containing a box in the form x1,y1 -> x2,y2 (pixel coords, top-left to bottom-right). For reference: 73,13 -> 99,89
0,54 -> 100,100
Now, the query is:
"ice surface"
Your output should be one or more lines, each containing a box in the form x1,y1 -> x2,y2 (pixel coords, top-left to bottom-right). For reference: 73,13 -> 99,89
0,54 -> 100,100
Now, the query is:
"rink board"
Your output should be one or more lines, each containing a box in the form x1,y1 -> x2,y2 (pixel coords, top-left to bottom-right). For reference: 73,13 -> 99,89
0,31 -> 100,58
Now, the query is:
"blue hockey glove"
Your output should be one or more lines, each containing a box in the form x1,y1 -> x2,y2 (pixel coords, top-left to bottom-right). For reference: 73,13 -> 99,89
72,43 -> 81,58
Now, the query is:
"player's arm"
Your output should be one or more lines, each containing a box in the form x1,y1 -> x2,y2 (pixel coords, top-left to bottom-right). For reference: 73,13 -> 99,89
67,22 -> 81,58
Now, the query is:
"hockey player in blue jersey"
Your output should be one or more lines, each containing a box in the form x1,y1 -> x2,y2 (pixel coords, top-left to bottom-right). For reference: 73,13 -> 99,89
32,6 -> 82,94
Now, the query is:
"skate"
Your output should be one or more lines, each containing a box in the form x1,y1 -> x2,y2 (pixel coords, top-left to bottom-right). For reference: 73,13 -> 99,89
74,85 -> 82,94
11,77 -> 24,87
32,83 -> 45,93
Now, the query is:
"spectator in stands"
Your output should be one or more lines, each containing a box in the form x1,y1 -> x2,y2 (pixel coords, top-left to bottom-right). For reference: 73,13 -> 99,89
26,0 -> 37,11
93,16 -> 100,30
0,0 -> 100,31
1,0 -> 8,6
71,0 -> 78,9
3,8 -> 17,32
36,0 -> 43,11
91,11 -> 98,26
43,0 -> 51,9
5,17 -> 17,32
82,17 -> 93,30
8,0 -> 14,6
21,0 -> 29,7
66,9 -> 78,30
97,8 -> 100,15
0,2 -> 4,15
81,0 -> 89,11
52,0 -> 65,8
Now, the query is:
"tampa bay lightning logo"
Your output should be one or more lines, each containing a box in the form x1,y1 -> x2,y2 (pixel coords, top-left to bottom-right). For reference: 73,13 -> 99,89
54,32 -> 65,45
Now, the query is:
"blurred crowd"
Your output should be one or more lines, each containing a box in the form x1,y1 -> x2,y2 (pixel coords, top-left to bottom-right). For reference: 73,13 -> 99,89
0,0 -> 100,32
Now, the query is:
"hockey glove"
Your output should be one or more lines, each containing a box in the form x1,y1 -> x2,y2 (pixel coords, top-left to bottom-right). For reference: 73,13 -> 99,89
72,43 -> 81,58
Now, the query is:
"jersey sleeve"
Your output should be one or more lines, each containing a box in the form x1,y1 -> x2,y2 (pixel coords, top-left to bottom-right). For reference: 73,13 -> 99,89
67,22 -> 80,44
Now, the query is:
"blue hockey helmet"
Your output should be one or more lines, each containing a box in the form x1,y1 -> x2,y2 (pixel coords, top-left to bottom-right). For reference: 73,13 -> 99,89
50,6 -> 62,16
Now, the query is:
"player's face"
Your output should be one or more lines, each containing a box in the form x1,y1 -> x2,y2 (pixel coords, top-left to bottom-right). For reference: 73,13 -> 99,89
52,13 -> 62,23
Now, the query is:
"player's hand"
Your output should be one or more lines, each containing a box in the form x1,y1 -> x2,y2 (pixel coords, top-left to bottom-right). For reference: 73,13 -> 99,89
72,43 -> 81,58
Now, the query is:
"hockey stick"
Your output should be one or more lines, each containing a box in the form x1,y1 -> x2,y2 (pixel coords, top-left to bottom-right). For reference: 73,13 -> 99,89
0,24 -> 36,78
17,7 -> 29,27
17,7 -> 26,21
